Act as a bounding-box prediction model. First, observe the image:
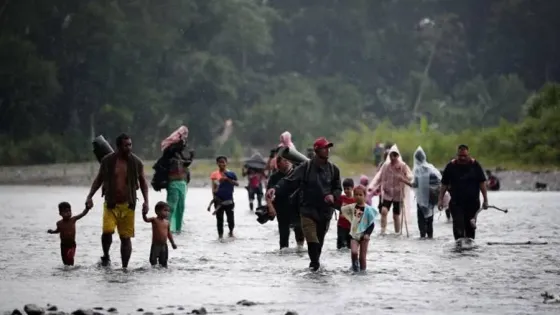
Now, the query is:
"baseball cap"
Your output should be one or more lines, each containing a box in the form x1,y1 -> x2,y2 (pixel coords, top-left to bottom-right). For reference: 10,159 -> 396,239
313,137 -> 333,150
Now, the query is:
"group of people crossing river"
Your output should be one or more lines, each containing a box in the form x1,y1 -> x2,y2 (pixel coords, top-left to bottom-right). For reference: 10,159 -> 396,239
47,128 -> 491,273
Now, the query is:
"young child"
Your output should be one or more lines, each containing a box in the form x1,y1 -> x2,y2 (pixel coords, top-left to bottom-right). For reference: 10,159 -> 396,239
142,201 -> 177,268
341,185 -> 379,272
359,175 -> 373,206
47,202 -> 91,266
337,178 -> 355,249
209,156 -> 239,239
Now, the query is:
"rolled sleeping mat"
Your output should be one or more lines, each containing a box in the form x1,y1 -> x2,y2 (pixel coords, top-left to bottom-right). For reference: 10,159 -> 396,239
277,145 -> 309,166
92,135 -> 114,163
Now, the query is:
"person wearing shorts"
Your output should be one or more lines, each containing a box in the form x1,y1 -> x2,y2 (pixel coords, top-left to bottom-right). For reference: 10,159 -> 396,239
86,133 -> 150,269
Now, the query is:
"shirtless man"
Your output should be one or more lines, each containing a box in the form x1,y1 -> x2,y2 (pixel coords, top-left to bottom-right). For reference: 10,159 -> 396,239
143,201 -> 177,267
85,133 -> 149,269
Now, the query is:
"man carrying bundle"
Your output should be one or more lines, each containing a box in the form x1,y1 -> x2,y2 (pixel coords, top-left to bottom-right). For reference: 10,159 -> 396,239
267,137 -> 341,271
438,144 -> 489,241
86,133 -> 149,269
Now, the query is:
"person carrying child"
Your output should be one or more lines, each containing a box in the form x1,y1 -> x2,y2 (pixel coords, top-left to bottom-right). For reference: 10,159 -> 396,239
340,185 -> 378,272
142,201 -> 177,267
336,178 -> 355,249
47,202 -> 91,266
209,156 -> 239,239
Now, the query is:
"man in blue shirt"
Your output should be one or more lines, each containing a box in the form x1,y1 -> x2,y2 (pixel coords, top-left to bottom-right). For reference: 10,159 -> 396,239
210,156 -> 239,239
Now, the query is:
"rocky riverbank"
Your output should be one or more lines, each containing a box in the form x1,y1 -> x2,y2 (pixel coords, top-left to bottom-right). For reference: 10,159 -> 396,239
6,302 -> 300,315
0,162 -> 558,191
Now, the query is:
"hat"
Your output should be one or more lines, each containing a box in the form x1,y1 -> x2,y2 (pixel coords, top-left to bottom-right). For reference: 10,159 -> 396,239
313,137 -> 333,150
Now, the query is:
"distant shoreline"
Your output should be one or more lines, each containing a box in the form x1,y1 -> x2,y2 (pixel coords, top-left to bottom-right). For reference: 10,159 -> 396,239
0,160 -> 559,191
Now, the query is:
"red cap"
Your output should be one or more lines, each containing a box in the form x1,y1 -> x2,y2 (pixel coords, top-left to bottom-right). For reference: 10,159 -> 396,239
313,137 -> 333,150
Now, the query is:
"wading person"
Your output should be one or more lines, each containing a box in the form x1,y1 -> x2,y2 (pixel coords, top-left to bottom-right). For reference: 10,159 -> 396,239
85,133 -> 149,269
336,178 -> 355,249
340,185 -> 378,272
400,147 -> 441,239
210,156 -> 238,239
142,201 -> 177,268
267,137 -> 342,271
243,166 -> 265,212
161,127 -> 191,234
47,202 -> 91,266
266,155 -> 305,252
438,144 -> 488,241
371,145 -> 412,235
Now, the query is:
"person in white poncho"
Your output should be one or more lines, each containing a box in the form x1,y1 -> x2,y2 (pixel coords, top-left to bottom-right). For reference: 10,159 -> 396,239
400,147 -> 443,238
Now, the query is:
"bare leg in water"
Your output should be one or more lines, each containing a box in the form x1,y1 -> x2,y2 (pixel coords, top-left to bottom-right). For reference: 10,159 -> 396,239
380,206 -> 389,234
101,233 -> 132,268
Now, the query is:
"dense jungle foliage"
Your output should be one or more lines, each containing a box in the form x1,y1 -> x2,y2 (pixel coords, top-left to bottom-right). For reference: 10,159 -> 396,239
1,0 -> 559,166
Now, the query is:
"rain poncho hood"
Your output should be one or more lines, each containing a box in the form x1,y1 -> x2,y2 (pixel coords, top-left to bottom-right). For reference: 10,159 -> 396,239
367,144 -> 414,223
413,146 -> 441,211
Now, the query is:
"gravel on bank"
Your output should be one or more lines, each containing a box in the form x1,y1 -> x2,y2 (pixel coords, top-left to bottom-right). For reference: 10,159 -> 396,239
6,302 -> 300,315
0,162 -> 558,191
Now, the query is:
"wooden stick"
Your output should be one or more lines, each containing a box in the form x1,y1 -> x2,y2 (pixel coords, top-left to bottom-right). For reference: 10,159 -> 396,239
403,203 -> 409,237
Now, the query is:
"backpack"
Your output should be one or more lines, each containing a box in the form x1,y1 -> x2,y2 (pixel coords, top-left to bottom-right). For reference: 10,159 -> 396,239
290,160 -> 335,205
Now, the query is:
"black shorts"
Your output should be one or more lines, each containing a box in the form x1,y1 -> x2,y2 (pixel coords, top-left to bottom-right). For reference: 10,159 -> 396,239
381,200 -> 401,215
247,185 -> 263,200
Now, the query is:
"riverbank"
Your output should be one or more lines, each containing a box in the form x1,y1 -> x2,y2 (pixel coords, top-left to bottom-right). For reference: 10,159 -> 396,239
8,302 -> 300,315
0,159 -> 558,191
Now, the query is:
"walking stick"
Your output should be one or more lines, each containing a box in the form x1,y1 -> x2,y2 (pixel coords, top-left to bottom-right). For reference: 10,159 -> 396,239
402,200 -> 409,237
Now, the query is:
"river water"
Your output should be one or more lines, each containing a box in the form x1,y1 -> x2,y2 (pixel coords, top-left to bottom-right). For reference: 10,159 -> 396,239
0,186 -> 559,315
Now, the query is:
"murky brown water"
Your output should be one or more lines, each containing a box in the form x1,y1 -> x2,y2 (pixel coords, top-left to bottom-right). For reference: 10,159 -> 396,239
0,186 -> 559,315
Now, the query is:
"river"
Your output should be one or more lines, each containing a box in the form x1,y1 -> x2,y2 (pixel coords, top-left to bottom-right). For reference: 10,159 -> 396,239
0,186 -> 558,315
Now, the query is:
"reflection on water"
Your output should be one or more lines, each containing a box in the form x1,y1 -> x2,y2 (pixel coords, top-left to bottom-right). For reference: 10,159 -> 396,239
0,186 -> 559,314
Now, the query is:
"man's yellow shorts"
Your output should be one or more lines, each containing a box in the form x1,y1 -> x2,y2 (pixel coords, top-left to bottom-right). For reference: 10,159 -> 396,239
102,203 -> 135,238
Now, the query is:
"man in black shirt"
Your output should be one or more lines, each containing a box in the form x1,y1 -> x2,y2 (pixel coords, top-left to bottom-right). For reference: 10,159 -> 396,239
266,155 -> 305,252
267,137 -> 342,271
438,144 -> 488,240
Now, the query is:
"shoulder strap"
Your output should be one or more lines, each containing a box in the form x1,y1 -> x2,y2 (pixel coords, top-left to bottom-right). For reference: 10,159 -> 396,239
303,160 -> 312,185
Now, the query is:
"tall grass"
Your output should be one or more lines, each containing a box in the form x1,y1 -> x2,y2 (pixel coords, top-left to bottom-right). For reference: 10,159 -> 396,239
335,118 -> 557,170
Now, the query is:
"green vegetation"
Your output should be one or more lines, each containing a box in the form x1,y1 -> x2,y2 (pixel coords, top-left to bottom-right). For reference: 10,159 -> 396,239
1,0 -> 559,170
339,84 -> 560,170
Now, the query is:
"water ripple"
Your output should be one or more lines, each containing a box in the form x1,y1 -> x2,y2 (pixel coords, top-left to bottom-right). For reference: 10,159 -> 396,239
0,186 -> 558,314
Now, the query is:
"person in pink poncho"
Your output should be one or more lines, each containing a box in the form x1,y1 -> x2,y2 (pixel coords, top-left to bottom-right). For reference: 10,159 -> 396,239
369,145 -> 413,235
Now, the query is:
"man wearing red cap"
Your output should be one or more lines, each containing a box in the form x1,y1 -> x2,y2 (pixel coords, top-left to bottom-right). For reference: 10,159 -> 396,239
267,137 -> 342,271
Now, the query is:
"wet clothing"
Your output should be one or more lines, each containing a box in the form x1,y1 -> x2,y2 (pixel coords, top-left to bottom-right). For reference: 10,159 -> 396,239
341,203 -> 377,241
278,212 -> 304,248
336,195 -> 355,249
337,195 -> 354,229
487,175 -> 500,191
336,225 -> 352,249
149,243 -> 169,267
274,160 -> 342,222
167,180 -> 187,233
417,205 -> 434,238
216,203 -> 235,237
442,159 -> 486,240
267,168 -> 303,249
246,169 -> 264,211
102,202 -> 135,238
214,171 -> 238,201
275,159 -> 342,270
99,153 -> 143,210
381,199 -> 401,215
450,201 -> 479,240
60,241 -> 76,266
301,215 -> 330,269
